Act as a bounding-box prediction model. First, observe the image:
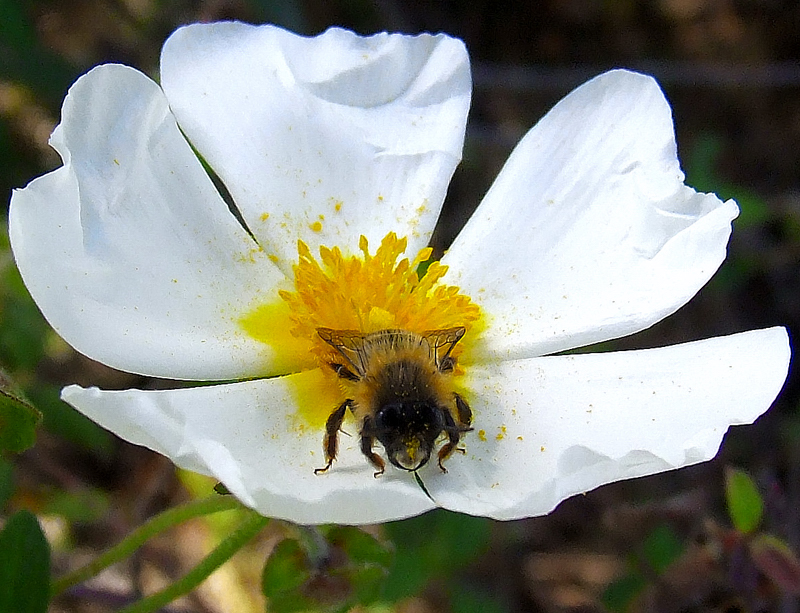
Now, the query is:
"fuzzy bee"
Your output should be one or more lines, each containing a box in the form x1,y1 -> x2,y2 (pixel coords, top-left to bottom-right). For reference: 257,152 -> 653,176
313,327 -> 473,477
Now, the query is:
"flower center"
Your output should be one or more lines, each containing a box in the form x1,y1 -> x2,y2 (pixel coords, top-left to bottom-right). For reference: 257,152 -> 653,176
282,232 -> 481,365
240,232 -> 482,426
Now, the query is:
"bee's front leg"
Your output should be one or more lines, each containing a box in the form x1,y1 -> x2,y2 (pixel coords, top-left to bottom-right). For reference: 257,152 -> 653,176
436,409 -> 463,473
359,416 -> 386,478
314,399 -> 352,475
438,403 -> 473,472
437,433 -> 462,473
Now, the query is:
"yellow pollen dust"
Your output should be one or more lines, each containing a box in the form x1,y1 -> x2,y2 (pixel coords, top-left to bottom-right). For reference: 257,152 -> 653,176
405,437 -> 421,461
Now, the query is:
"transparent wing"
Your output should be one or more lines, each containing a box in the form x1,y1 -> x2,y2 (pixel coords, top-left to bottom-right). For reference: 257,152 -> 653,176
421,327 -> 466,369
316,328 -> 370,377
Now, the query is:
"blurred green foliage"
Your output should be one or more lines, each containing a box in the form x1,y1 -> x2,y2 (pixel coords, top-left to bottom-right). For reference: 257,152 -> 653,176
0,510 -> 50,613
383,510 -> 493,602
605,468 -> 800,611
602,571 -> 648,613
42,487 -> 109,523
0,457 -> 14,508
450,585 -> 509,613
0,367 -> 41,454
0,1 -> 797,612
602,524 -> 685,612
749,534 -> 800,595
686,134 -> 772,231
0,229 -> 112,453
263,525 -> 393,613
261,511 -> 497,613
640,524 -> 685,575
724,467 -> 764,535
0,0 -> 76,106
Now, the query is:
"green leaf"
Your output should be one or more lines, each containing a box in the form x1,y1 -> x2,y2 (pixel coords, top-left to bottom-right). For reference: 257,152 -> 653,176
450,585 -> 509,613
641,525 -> 684,574
0,255 -> 50,371
0,0 -> 38,51
601,572 -> 647,613
0,367 -> 41,454
600,527 -> 685,612
684,133 -> 771,230
325,525 -> 393,568
324,526 -> 393,605
241,0 -> 307,33
43,488 -> 109,523
0,510 -> 50,613
213,482 -> 232,496
0,3 -> 76,108
341,564 -> 387,606
30,386 -> 113,455
382,509 -> 491,600
262,539 -> 310,598
262,528 -> 393,613
749,534 -> 800,595
0,457 -> 14,509
725,467 -> 764,534
601,526 -> 684,613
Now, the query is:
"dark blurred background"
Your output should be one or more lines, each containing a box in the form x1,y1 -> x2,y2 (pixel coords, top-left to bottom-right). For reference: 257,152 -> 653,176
1,1 -> 799,612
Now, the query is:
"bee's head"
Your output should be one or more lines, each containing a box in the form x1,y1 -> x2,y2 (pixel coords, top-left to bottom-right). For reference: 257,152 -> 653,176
373,400 -> 444,471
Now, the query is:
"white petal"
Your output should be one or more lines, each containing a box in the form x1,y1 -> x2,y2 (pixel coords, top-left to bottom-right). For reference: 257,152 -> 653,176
160,22 -> 471,270
62,375 -> 435,525
444,69 -> 738,360
426,327 -> 790,520
9,64 -> 289,380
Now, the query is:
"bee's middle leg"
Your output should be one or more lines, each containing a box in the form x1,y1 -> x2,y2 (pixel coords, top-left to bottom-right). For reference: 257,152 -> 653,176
314,399 -> 352,475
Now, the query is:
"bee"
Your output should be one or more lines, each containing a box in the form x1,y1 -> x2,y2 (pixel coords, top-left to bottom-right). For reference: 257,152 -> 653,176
313,326 -> 473,477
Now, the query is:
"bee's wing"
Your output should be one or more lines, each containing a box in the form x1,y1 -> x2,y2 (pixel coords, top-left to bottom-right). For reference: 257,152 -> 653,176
316,328 -> 370,377
421,327 -> 466,368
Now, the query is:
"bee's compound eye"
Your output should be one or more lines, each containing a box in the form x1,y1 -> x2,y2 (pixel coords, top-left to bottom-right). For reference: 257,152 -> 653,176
374,401 -> 405,432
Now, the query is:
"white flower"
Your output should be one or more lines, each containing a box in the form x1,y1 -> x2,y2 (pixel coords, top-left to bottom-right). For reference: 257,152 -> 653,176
9,22 -> 790,525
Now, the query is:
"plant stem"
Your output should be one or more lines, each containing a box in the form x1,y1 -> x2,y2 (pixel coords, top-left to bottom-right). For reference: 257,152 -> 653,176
51,495 -> 243,598
118,510 -> 269,613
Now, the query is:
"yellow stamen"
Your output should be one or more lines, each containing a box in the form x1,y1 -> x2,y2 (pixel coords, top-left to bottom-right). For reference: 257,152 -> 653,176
240,232 -> 483,425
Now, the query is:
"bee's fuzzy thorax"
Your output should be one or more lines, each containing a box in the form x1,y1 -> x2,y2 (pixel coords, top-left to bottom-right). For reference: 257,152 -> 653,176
351,341 -> 455,423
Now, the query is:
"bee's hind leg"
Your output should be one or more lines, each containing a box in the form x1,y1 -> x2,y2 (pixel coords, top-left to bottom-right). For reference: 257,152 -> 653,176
314,399 -> 352,475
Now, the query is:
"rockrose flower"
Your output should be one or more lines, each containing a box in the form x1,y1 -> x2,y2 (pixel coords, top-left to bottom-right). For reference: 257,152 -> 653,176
9,23 -> 790,525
